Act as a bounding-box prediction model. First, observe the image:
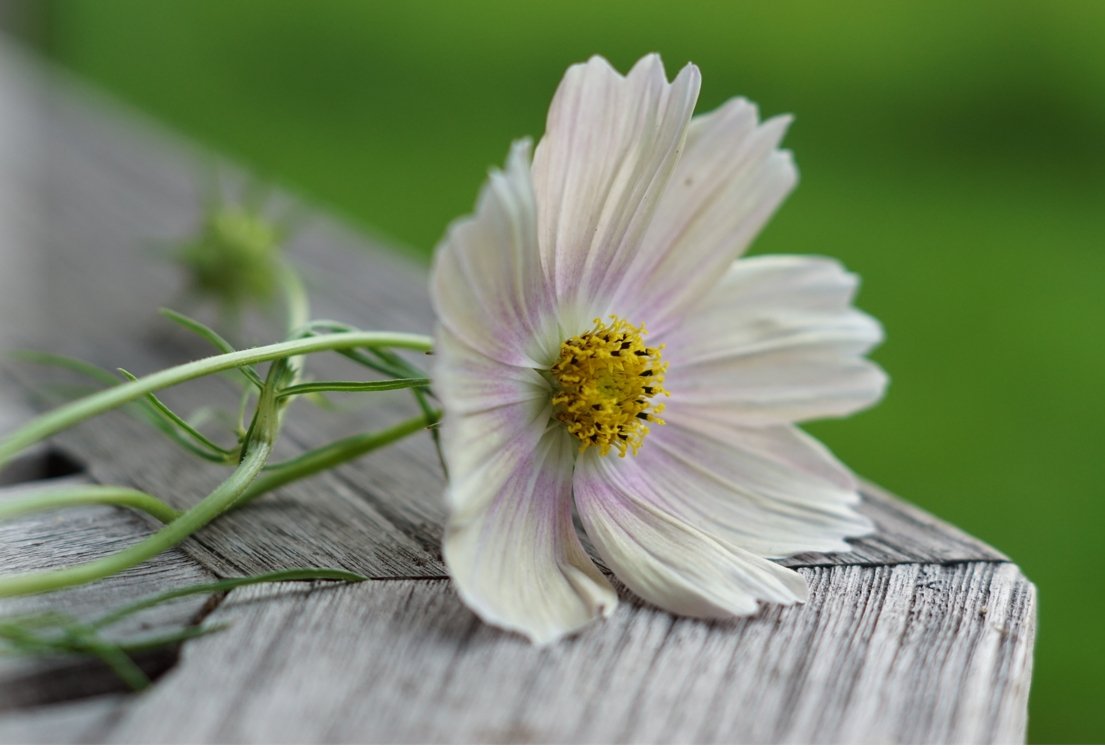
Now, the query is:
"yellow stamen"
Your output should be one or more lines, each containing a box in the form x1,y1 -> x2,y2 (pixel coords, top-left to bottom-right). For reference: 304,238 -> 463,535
550,316 -> 669,458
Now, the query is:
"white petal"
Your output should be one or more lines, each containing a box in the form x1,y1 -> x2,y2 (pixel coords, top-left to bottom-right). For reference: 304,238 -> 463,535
431,327 -> 549,417
431,139 -> 559,368
574,451 -> 807,619
646,421 -> 874,557
664,255 -> 887,425
444,426 -> 618,645
531,54 -> 700,326
432,327 -> 551,506
616,98 -> 798,331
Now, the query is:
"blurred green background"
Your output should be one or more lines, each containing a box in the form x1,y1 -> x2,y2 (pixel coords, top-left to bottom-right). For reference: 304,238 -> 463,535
10,0 -> 1104,741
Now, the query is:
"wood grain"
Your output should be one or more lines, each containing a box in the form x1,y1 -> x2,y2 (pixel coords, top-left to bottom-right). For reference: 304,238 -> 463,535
0,39 -> 1035,743
32,563 -> 1031,744
0,696 -> 126,743
0,478 -> 217,709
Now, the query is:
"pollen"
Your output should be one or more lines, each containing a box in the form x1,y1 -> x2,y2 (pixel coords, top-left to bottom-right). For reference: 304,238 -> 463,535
550,315 -> 669,458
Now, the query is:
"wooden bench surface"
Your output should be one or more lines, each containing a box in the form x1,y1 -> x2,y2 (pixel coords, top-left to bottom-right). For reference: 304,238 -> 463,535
0,40 -> 1036,743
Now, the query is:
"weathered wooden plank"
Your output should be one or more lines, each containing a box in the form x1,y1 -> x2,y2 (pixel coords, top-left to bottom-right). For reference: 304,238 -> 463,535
0,478 -> 218,709
0,482 -> 215,628
85,563 -> 1033,744
0,695 -> 125,744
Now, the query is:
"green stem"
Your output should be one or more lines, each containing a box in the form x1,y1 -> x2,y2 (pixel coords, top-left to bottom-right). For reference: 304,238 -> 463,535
0,331 -> 433,472
0,442 -> 271,598
241,409 -> 440,505
278,263 -> 311,336
277,264 -> 311,391
0,486 -> 181,525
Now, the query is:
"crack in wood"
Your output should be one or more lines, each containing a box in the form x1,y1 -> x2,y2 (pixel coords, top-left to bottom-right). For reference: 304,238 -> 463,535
0,447 -> 84,488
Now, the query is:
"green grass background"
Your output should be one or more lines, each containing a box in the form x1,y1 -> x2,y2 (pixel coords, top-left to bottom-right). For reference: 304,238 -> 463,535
22,1 -> 1105,741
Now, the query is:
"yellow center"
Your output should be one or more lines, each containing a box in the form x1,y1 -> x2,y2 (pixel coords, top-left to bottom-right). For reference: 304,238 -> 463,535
550,316 -> 669,458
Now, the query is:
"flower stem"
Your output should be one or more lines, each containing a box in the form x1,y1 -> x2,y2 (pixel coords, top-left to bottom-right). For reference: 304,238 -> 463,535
279,263 -> 311,337
0,442 -> 272,598
0,331 -> 434,473
239,408 -> 440,506
0,486 -> 181,525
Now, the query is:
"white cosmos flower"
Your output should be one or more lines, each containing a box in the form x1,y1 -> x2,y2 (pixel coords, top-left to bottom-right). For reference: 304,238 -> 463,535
429,54 -> 887,645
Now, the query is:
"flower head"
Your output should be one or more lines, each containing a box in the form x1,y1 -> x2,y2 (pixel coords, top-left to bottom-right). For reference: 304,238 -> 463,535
430,54 -> 887,645
176,199 -> 286,316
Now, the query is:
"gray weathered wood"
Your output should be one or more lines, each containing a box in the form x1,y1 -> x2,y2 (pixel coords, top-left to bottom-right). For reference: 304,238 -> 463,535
0,478 -> 217,708
0,696 -> 126,743
0,38 -> 1035,743
71,564 -> 1032,744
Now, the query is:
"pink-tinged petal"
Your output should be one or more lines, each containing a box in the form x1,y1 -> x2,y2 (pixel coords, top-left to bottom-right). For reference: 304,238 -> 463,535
431,139 -> 560,368
444,426 -> 618,645
645,421 -> 874,557
574,451 -> 808,619
531,54 -> 700,327
432,327 -> 549,417
434,326 -> 616,644
616,99 -> 798,332
432,327 -> 551,503
665,255 -> 887,426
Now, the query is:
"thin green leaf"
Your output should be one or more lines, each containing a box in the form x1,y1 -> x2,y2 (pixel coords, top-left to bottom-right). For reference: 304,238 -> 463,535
159,308 -> 264,388
320,335 -> 442,474
300,322 -> 428,379
122,403 -> 231,463
0,616 -> 223,689
369,346 -> 428,379
1,569 -> 361,682
9,351 -> 121,386
11,353 -> 230,462
79,632 -> 150,690
346,350 -> 402,377
118,368 -> 233,459
412,387 -> 447,478
0,610 -> 75,631
234,386 -> 253,439
115,623 -> 229,652
92,568 -> 366,628
278,378 -> 430,398
357,348 -> 442,474
0,621 -> 63,654
336,347 -> 411,380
